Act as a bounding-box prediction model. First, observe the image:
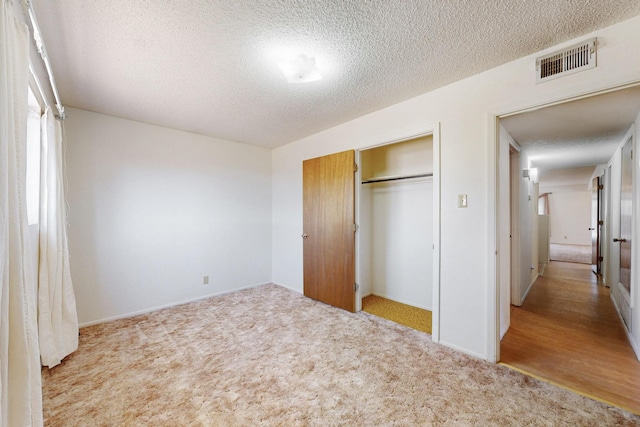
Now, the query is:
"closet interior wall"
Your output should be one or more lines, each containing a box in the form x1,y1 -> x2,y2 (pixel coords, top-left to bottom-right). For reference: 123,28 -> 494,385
358,135 -> 434,310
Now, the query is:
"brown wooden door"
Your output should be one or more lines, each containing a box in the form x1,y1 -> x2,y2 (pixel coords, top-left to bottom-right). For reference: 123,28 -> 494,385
302,149 -> 355,312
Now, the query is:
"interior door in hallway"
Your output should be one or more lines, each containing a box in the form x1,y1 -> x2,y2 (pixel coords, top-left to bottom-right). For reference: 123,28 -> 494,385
618,137 -> 632,297
591,176 -> 602,274
302,150 -> 356,312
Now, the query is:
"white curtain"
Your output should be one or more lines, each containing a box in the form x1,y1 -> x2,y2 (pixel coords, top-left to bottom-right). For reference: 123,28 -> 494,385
38,107 -> 78,367
0,1 -> 44,425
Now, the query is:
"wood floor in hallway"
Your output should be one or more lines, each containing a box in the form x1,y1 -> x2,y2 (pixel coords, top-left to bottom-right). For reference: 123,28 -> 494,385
500,261 -> 640,415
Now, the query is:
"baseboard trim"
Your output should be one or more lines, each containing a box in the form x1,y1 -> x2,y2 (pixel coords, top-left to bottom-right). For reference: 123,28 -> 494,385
270,282 -> 303,295
79,282 -> 271,328
519,273 -> 538,305
369,293 -> 432,312
610,292 -> 640,361
627,331 -> 640,362
438,340 -> 487,361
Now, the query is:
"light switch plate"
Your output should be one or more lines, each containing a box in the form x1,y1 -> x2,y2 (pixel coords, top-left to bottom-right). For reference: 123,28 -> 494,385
458,194 -> 468,208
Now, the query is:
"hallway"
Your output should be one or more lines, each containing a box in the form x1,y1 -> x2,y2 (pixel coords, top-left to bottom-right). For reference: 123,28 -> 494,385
500,261 -> 640,415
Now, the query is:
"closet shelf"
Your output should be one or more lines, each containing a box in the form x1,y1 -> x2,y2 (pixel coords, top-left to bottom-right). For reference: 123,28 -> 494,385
361,173 -> 432,185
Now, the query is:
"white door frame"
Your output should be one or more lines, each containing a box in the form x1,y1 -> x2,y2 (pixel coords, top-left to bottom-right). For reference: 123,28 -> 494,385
509,146 -> 521,307
354,124 -> 442,342
488,82 -> 640,363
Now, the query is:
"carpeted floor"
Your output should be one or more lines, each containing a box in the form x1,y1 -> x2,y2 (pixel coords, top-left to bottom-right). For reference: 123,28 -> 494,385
362,294 -> 432,334
42,284 -> 640,426
550,243 -> 592,264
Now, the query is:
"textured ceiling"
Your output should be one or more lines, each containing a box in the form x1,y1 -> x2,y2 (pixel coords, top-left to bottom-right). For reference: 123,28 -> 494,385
32,0 -> 640,148
536,166 -> 598,189
501,85 -> 640,184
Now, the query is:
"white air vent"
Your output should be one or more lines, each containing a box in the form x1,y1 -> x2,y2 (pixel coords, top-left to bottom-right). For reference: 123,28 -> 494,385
536,38 -> 596,83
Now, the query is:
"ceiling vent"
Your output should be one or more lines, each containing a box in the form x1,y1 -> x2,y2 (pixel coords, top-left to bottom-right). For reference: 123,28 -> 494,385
536,38 -> 596,83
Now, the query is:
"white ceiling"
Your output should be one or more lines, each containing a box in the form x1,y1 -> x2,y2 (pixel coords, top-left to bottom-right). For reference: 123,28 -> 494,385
32,0 -> 640,149
536,166 -> 600,189
501,85 -> 640,186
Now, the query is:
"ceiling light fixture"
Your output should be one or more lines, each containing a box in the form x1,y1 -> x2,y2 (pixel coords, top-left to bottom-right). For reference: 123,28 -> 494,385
278,54 -> 322,83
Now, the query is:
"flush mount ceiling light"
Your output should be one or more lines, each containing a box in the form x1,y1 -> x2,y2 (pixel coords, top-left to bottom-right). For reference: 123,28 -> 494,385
278,54 -> 322,83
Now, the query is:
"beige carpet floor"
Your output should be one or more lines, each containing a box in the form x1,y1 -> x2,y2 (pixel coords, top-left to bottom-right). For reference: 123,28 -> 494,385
42,284 -> 640,426
550,243 -> 592,264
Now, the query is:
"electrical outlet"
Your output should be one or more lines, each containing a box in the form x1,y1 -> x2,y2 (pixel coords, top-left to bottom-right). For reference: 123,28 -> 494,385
203,276 -> 209,285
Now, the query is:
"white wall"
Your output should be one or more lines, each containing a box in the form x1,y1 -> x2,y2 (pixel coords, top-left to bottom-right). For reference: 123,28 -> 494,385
633,111 -> 640,356
360,137 -> 433,180
544,189 -> 592,245
531,183 -> 540,285
357,176 -> 372,298
516,150 -> 531,306
368,180 -> 433,310
514,146 -> 538,306
499,133 -> 541,314
65,108 -> 272,325
538,215 -> 550,263
272,16 -> 640,360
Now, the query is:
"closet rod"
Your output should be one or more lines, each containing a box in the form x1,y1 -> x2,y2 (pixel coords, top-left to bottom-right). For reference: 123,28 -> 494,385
361,173 -> 432,184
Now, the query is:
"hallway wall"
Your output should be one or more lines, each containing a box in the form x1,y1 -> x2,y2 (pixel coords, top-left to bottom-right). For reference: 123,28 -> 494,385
545,190 -> 591,245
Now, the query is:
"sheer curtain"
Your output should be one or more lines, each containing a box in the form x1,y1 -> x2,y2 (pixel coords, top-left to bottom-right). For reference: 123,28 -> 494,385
38,107 -> 78,367
0,1 -> 43,425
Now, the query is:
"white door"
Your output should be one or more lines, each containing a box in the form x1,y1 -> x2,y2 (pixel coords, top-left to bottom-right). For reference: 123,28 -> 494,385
616,136 -> 633,330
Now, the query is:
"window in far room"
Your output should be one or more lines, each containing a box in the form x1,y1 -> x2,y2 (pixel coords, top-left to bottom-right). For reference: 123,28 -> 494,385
26,86 -> 42,225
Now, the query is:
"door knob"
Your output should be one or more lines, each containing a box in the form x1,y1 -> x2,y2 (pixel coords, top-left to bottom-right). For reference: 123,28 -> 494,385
613,238 -> 627,242
301,234 -> 308,239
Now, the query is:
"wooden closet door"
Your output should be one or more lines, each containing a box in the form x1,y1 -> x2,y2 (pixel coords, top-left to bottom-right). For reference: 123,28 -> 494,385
302,150 -> 355,312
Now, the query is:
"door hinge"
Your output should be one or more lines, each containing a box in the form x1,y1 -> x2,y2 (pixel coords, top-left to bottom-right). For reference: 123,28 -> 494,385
354,283 -> 359,292
353,223 -> 358,232
598,256 -> 604,262
598,220 -> 603,225
598,184 -> 604,190
354,163 -> 358,173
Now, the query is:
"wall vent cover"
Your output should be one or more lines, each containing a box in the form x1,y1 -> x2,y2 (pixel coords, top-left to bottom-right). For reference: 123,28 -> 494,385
536,38 -> 596,83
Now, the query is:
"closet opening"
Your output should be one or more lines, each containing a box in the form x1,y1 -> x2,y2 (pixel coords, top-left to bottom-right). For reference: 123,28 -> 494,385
356,134 -> 434,335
